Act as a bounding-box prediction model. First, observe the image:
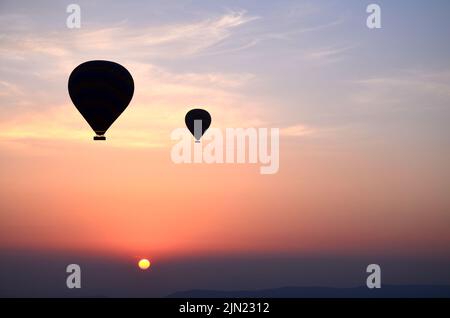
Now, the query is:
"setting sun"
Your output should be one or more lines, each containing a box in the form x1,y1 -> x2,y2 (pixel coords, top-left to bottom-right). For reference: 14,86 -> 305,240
138,259 -> 151,270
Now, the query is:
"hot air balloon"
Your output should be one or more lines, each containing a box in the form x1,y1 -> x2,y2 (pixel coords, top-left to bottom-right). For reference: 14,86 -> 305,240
185,108 -> 211,143
68,60 -> 134,140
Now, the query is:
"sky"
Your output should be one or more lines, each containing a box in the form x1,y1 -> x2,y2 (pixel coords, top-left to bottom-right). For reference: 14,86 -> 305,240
1,0 -> 450,296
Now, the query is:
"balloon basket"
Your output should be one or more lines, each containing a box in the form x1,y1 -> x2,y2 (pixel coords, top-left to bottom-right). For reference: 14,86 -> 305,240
94,136 -> 106,141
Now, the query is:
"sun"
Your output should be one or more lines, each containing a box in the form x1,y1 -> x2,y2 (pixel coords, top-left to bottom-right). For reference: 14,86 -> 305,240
138,258 -> 151,270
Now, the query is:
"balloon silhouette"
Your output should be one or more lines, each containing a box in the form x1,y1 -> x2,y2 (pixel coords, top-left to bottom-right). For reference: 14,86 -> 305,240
68,60 -> 134,140
185,108 -> 211,143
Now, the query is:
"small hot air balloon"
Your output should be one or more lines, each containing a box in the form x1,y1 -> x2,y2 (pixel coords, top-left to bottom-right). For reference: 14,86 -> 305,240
68,60 -> 134,140
185,108 -> 211,143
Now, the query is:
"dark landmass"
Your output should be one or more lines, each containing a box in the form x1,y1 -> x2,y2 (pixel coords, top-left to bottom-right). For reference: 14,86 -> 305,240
167,285 -> 450,298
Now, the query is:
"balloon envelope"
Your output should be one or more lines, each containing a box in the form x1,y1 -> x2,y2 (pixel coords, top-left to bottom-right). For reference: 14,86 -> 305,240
68,60 -> 134,140
185,108 -> 211,142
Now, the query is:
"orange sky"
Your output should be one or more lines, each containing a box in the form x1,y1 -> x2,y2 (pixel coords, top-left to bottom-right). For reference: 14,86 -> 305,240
1,136 -> 449,261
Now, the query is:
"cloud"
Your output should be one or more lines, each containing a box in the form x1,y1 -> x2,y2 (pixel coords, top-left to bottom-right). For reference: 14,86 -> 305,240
280,124 -> 316,137
0,10 -> 259,60
0,8 -> 329,148
74,12 -> 257,57
351,70 -> 450,111
198,15 -> 346,57
0,59 -> 267,147
0,10 -> 274,147
300,45 -> 355,64
355,71 -> 450,98
0,80 -> 24,97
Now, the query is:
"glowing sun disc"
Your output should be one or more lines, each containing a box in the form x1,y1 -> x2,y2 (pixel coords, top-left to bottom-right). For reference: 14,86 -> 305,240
138,259 -> 151,270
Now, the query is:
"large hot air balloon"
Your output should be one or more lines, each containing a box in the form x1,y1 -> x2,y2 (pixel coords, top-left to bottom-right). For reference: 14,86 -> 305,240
68,60 -> 134,140
185,108 -> 211,143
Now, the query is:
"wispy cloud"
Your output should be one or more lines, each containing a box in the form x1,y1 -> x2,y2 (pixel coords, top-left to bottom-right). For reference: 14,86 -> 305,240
280,124 -> 316,137
0,10 -> 259,60
0,80 -> 24,97
0,6 -> 341,147
0,59 -> 266,147
351,70 -> 450,111
0,10 -> 274,146
355,71 -> 450,97
300,45 -> 355,64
